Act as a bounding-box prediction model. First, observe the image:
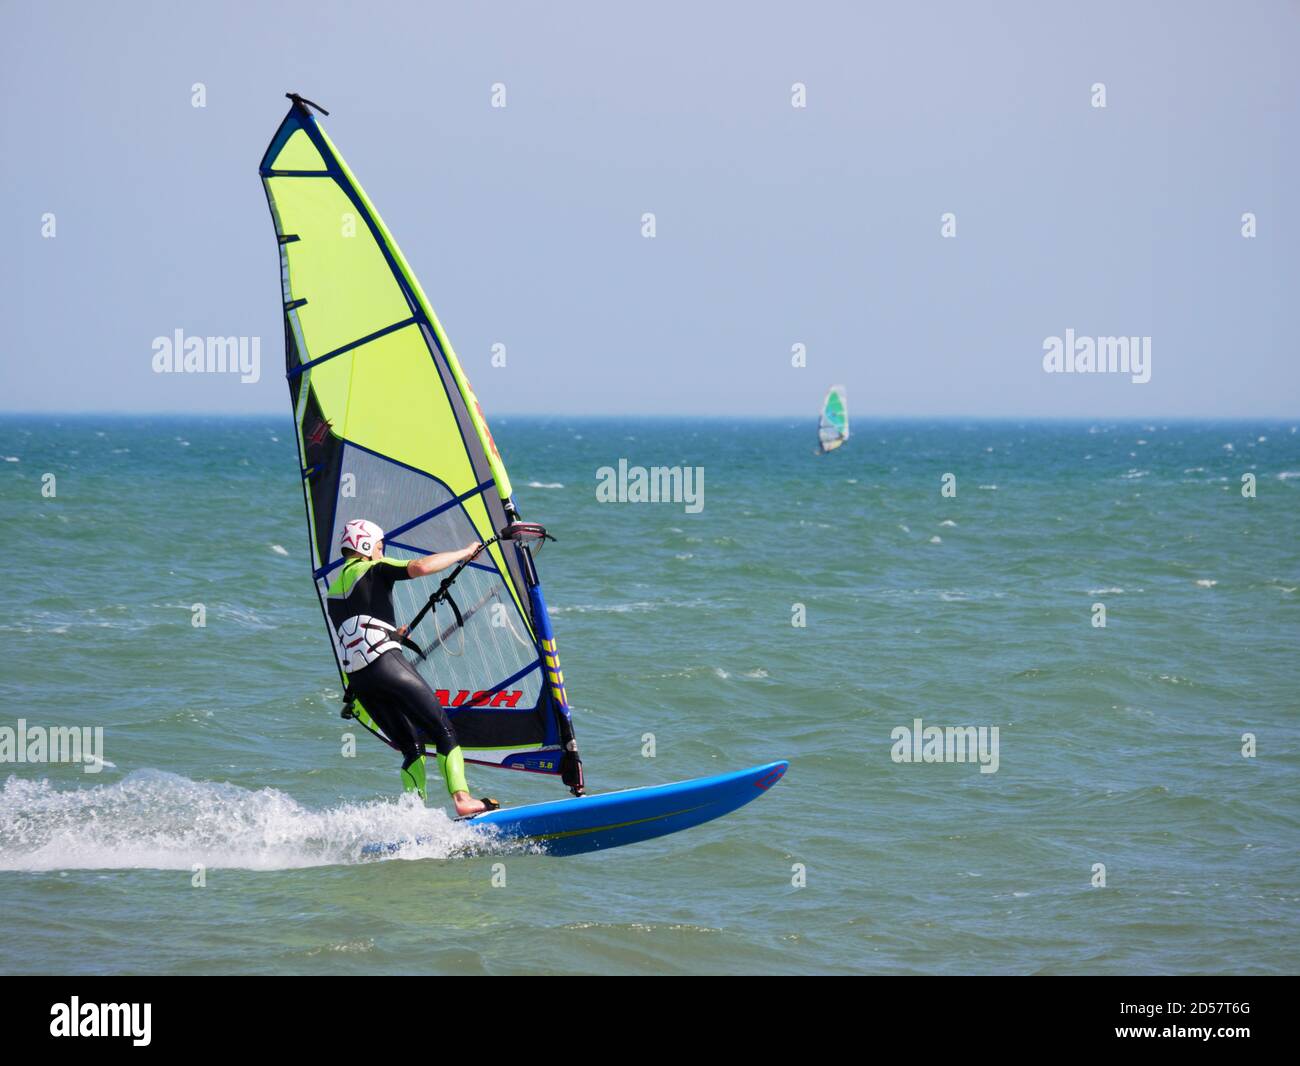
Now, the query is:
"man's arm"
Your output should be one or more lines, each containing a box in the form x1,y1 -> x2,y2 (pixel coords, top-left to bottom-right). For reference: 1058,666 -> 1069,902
406,541 -> 482,579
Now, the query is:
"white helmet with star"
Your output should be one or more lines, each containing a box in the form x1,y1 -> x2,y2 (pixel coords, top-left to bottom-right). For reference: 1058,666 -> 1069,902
340,518 -> 384,556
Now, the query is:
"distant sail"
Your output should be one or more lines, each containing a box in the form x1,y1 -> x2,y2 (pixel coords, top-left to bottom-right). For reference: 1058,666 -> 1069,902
258,95 -> 581,789
818,385 -> 849,453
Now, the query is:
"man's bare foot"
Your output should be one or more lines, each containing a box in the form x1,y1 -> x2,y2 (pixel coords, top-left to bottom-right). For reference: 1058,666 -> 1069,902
453,791 -> 490,817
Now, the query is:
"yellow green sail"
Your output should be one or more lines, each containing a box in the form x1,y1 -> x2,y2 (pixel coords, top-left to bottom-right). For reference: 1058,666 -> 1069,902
258,94 -> 581,787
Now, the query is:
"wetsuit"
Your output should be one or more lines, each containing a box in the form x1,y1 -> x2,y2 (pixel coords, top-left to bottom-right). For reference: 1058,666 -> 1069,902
326,556 -> 468,799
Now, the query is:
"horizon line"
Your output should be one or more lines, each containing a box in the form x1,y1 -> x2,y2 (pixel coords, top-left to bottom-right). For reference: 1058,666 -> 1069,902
1,409 -> 1298,423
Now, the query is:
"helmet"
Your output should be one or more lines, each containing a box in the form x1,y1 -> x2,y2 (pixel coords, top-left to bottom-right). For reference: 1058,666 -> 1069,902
340,519 -> 385,556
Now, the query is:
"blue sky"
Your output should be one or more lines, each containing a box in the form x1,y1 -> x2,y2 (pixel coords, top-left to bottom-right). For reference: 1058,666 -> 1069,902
1,1 -> 1295,417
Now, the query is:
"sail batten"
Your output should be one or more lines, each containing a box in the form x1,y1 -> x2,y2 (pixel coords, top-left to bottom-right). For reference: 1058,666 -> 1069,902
259,96 -> 580,785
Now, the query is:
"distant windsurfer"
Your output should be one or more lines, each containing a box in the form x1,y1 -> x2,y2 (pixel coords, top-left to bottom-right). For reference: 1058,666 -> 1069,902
328,518 -> 497,816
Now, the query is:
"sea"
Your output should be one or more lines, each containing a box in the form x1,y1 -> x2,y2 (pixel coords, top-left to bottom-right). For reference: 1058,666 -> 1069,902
1,415 -> 1297,975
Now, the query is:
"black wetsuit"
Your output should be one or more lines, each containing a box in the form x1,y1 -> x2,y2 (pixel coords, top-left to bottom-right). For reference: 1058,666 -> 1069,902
348,649 -> 456,762
326,557 -> 457,766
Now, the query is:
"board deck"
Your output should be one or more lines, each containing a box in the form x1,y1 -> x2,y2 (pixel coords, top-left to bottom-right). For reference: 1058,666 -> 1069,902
363,760 -> 789,858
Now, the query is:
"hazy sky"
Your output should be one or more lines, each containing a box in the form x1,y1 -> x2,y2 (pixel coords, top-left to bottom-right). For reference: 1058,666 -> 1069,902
2,1 -> 1295,417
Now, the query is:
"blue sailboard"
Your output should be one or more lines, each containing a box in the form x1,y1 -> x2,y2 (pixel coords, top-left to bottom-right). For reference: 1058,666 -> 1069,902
365,761 -> 788,858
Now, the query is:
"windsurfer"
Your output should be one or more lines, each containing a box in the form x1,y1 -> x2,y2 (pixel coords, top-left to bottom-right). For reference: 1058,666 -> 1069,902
328,518 -> 498,816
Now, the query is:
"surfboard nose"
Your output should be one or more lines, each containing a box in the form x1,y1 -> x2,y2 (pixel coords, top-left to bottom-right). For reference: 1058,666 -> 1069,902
754,761 -> 789,790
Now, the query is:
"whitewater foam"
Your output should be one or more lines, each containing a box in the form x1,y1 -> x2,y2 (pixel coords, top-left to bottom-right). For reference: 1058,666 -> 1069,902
0,770 -> 492,872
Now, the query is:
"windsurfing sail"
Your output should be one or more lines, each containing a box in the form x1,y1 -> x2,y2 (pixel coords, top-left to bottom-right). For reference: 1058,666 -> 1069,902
258,94 -> 583,794
817,385 -> 849,453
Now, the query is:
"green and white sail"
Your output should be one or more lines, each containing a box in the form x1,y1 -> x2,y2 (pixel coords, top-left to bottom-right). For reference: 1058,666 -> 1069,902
818,385 -> 849,453
258,94 -> 582,791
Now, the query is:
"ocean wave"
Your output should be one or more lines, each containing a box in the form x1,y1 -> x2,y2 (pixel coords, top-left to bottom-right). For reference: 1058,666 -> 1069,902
0,770 -> 500,871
